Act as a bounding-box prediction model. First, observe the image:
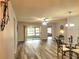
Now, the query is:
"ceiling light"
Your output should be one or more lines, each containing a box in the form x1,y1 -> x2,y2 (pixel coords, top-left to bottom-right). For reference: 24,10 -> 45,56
65,11 -> 75,27
42,18 -> 48,25
65,24 -> 75,27
65,24 -> 68,27
42,21 -> 47,25
69,24 -> 75,27
60,30 -> 64,34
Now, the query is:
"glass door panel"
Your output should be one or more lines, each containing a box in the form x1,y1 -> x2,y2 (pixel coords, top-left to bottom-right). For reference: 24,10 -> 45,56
47,27 -> 52,39
25,26 -> 40,40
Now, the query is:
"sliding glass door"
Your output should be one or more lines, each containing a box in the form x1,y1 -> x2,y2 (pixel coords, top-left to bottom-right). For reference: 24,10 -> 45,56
25,26 -> 40,40
47,27 -> 52,39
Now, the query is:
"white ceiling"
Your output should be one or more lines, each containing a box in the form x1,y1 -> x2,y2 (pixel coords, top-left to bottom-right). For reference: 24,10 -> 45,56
11,0 -> 79,22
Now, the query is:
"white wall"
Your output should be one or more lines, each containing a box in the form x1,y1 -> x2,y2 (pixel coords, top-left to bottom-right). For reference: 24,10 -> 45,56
66,16 -> 79,44
40,25 -> 47,40
18,23 -> 25,41
53,16 -> 79,44
52,20 -> 67,38
17,20 -> 66,41
18,22 -> 40,41
18,17 -> 79,45
0,1 -> 17,59
0,32 -> 6,59
18,22 -> 50,41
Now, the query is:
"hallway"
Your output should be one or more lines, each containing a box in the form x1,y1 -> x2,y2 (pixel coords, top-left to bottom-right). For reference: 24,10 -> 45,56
0,0 -> 79,59
16,39 -> 69,59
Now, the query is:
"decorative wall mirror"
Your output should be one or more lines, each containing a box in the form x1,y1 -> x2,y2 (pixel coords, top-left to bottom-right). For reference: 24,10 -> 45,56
0,0 -> 9,31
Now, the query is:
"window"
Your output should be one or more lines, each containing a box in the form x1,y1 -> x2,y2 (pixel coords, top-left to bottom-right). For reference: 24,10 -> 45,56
27,27 -> 35,36
47,27 -> 52,33
35,28 -> 40,36
25,26 -> 40,40
47,27 -> 52,39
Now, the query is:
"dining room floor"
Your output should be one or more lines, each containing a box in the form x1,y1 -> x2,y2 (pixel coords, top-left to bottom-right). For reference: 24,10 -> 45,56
16,39 -> 74,59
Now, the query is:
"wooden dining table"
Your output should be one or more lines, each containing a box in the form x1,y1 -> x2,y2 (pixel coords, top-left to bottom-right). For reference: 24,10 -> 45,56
62,45 -> 79,59
72,49 -> 79,59
62,46 -> 70,59
57,45 -> 70,59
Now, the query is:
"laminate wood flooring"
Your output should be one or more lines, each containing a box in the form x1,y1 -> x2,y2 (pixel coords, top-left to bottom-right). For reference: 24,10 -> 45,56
16,39 -> 75,59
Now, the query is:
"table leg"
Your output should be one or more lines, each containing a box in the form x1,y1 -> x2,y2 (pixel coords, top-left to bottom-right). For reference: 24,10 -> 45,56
69,51 -> 72,59
57,48 -> 59,59
62,50 -> 63,59
77,54 -> 79,59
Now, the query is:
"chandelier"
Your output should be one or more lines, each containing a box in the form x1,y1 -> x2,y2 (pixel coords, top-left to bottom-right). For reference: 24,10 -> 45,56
42,18 -> 48,25
0,0 -> 9,31
65,11 -> 75,27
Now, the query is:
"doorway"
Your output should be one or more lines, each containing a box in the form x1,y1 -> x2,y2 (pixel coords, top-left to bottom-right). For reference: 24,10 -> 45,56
47,27 -> 52,39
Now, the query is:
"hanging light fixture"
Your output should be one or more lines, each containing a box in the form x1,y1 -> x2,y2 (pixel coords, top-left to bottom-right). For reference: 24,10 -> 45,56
65,11 -> 75,27
42,18 -> 48,25
60,25 -> 64,34
0,0 -> 9,31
